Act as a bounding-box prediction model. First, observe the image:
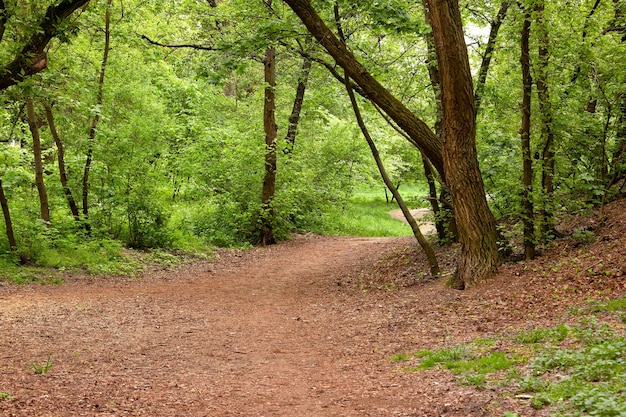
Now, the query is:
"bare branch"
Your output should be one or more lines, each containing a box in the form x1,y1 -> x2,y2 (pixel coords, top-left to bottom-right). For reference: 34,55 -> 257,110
140,34 -> 217,51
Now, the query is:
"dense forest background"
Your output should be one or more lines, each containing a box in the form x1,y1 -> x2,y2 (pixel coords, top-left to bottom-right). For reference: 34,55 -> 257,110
0,0 -> 624,283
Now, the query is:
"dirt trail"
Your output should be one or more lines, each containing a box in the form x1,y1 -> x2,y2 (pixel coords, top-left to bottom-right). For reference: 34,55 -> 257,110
1,198 -> 625,417
0,236 -> 455,417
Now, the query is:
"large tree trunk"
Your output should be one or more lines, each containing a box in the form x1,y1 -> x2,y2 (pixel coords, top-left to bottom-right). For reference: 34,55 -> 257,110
281,0 -> 445,178
520,10 -> 536,260
426,0 -> 499,288
44,103 -> 81,222
259,46 -> 278,246
82,0 -> 112,232
26,98 -> 51,226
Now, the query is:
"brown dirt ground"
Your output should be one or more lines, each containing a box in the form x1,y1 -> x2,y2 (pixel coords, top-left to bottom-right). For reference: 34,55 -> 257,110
1,199 -> 625,417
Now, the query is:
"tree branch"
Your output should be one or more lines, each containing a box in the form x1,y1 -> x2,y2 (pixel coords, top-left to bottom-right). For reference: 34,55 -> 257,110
474,1 -> 509,114
140,34 -> 217,51
0,0 -> 90,91
0,1 -> 7,42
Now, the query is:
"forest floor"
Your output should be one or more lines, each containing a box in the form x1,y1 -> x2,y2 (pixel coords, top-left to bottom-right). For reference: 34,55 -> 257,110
1,199 -> 625,417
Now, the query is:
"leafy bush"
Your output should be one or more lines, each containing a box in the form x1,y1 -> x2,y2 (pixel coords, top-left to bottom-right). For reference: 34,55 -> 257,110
125,192 -> 173,249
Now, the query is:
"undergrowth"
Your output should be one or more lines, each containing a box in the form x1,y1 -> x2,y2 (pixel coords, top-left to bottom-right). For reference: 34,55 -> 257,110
391,296 -> 626,416
0,236 -> 214,285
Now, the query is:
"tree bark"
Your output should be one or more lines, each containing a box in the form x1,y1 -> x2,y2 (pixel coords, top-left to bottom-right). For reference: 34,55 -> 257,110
281,0 -> 445,178
426,0 -> 499,288
0,1 -> 7,42
534,0 -> 557,241
520,10 -> 535,260
26,98 -> 51,226
284,36 -> 313,156
259,46 -> 278,246
0,178 -> 19,258
82,0 -> 112,231
44,103 -> 81,222
421,0 -> 458,243
0,0 -> 90,91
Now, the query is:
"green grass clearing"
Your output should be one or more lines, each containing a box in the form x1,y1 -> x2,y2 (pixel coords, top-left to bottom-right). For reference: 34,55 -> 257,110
328,184 -> 431,237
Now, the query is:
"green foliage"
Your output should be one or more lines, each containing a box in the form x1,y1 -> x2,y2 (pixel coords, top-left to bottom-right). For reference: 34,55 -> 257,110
393,307 -> 626,416
515,324 -> 569,344
572,229 -> 596,245
125,191 -> 173,249
0,392 -> 13,400
589,296 -> 626,313
1,0 -> 623,271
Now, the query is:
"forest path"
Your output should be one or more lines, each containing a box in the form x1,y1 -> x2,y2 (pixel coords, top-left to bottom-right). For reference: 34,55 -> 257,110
4,218 -> 620,416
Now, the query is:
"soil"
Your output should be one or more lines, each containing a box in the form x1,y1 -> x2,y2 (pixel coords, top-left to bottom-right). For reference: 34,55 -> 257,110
1,199 -> 625,417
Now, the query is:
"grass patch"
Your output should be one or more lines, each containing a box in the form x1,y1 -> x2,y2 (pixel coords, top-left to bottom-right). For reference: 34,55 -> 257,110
393,343 -> 518,389
393,310 -> 626,416
589,296 -> 626,313
515,324 -> 569,344
328,184 -> 430,237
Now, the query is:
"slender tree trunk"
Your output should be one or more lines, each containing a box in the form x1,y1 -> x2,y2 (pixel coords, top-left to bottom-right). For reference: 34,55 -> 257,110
535,1 -> 557,241
0,1 -> 8,42
335,4 -> 439,276
284,36 -> 312,156
44,103 -> 81,222
422,156 -> 446,241
426,0 -> 499,288
83,0 -> 112,231
474,1 -> 509,115
259,46 -> 278,246
0,178 -> 21,261
520,10 -> 535,260
348,84 -> 440,277
26,98 -> 51,226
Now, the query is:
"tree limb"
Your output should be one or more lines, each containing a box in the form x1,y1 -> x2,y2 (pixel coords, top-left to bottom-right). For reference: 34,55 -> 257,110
0,1 -> 7,43
140,34 -> 217,51
0,0 -> 90,91
474,1 -> 509,114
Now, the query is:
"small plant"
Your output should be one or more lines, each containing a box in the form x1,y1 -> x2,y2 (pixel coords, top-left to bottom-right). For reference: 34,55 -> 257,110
572,228 -> 596,244
530,394 -> 551,410
589,296 -> 626,313
461,373 -> 487,389
515,324 -> 568,344
390,353 -> 412,362
0,392 -> 12,399
30,355 -> 53,375
418,345 -> 471,369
